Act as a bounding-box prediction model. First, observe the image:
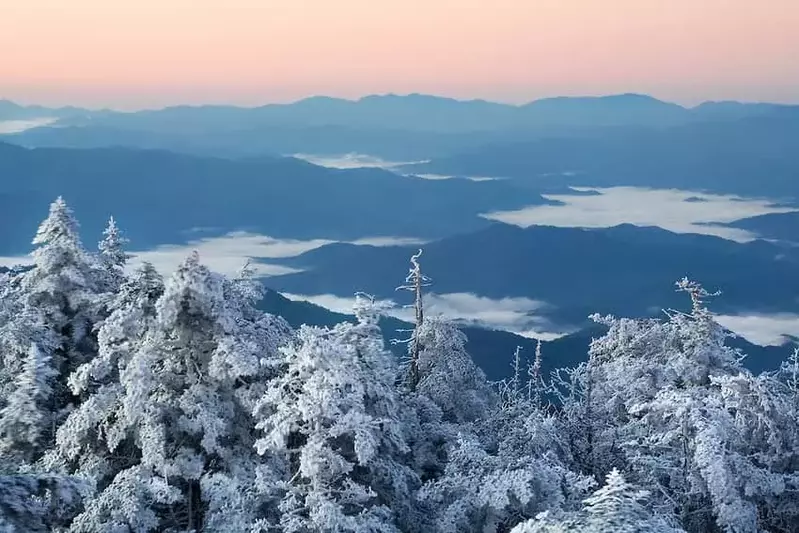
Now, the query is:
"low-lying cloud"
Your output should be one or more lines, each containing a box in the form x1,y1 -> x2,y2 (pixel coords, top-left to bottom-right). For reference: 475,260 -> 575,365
0,117 -> 58,134
715,313 -> 799,347
283,291 -> 574,341
127,232 -> 427,277
288,153 -> 500,182
482,186 -> 797,242
404,172 -> 503,182
290,153 -> 427,170
128,232 -> 329,277
0,231 -> 428,278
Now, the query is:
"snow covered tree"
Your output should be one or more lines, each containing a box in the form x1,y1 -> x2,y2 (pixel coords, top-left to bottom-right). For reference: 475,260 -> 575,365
580,469 -> 679,532
0,344 -> 58,462
528,340 -> 547,409
0,273 -> 62,464
417,415 -> 589,533
416,336 -> 589,533
554,279 -> 799,533
414,316 -> 494,425
0,462 -> 86,533
45,252 -> 292,532
96,216 -> 130,295
0,198 -> 103,463
23,197 -> 103,366
510,469 -> 685,533
252,294 -> 419,533
41,262 -> 166,490
395,249 -> 432,391
393,251 -> 497,484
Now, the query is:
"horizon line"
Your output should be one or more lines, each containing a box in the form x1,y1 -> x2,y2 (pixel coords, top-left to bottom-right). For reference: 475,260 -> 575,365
2,91 -> 798,114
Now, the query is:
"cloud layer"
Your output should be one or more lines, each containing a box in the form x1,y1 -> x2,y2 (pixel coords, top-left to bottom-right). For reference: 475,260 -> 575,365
0,117 -> 57,134
290,153 -> 427,170
482,187 -> 797,242
126,232 -> 426,277
715,313 -> 799,346
283,291 -> 573,341
0,231 -> 428,278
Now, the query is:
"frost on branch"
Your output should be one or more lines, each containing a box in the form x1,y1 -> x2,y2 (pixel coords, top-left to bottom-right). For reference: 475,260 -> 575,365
510,469 -> 686,532
96,216 -> 131,295
46,252 -> 291,532
555,279 -> 799,533
252,305 -> 419,533
0,198 -> 105,463
395,249 -> 432,391
0,465 -> 86,533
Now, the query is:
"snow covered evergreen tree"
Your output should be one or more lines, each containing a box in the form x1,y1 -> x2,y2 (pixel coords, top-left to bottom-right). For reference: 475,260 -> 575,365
414,316 -> 494,425
555,279 -> 799,533
416,339 -> 589,533
0,462 -> 86,533
510,469 -> 685,533
0,198 -> 103,463
252,294 -> 419,533
96,216 -> 130,296
41,262 -> 166,490
45,252 -> 292,532
392,250 -> 497,475
0,344 -> 59,462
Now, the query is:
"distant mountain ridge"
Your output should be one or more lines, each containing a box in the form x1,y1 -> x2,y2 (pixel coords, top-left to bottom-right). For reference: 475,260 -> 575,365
3,93 -> 797,135
405,112 -> 799,198
266,222 -> 799,326
0,140 -> 551,255
0,99 -> 104,120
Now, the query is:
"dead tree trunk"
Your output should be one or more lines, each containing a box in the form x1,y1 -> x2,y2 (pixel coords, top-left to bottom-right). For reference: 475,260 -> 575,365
397,249 -> 430,391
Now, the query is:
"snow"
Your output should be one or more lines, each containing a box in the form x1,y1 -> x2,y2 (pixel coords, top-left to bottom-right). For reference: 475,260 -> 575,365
1,198 -> 798,532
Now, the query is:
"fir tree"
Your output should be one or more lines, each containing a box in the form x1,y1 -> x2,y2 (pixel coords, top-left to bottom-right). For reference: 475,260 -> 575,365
253,295 -> 419,533
96,216 -> 130,295
0,198 -> 103,463
46,253 -> 291,532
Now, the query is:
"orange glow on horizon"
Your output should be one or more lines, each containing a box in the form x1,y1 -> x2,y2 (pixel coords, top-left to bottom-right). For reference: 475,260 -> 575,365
1,0 -> 797,109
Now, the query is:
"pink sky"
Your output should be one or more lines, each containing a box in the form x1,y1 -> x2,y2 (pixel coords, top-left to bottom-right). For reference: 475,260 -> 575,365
1,0 -> 797,109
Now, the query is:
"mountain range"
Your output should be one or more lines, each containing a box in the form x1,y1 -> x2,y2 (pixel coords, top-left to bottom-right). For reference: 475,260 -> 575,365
3,93 -> 798,383
0,141 -> 553,255
3,93 -> 798,160
404,113 -> 799,199
4,93 -> 796,132
266,222 -> 799,326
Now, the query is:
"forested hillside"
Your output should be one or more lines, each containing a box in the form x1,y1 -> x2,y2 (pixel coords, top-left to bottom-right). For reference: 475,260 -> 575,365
2,198 -> 799,532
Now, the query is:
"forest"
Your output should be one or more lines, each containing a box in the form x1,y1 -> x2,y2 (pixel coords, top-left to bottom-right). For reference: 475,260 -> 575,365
1,197 -> 798,533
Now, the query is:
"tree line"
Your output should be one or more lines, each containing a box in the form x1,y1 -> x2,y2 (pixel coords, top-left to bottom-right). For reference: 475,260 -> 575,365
1,198 -> 798,532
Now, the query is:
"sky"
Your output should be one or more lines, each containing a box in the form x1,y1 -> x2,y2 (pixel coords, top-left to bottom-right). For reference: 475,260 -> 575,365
1,0 -> 798,109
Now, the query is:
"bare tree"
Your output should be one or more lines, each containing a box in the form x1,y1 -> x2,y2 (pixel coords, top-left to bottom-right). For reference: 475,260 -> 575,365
395,249 -> 432,390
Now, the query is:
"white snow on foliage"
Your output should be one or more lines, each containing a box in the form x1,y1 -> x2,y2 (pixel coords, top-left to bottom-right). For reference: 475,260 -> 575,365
1,198 -> 799,533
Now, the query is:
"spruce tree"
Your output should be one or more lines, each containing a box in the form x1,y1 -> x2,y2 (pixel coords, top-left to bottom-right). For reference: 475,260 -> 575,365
0,198 -> 102,463
46,253 -> 291,532
252,295 -> 419,533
